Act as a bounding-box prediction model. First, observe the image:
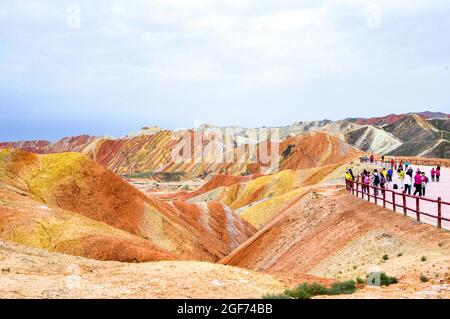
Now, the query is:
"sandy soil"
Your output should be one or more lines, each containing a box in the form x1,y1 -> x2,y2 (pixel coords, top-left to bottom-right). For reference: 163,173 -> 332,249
222,187 -> 450,298
0,239 -> 285,299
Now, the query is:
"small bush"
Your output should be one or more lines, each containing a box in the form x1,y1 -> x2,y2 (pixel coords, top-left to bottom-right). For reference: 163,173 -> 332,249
382,254 -> 389,261
284,281 -> 356,299
262,294 -> 290,299
356,277 -> 365,284
284,283 -> 320,299
366,272 -> 398,286
397,253 -> 403,257
421,256 -> 427,262
419,275 -> 429,283
327,280 -> 356,295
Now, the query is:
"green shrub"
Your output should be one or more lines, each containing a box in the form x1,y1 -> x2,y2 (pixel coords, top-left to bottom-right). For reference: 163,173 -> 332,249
284,281 -> 356,299
262,294 -> 290,299
366,272 -> 398,286
382,254 -> 389,261
284,284 -> 314,299
397,252 -> 403,257
421,256 -> 427,262
356,277 -> 365,284
419,275 -> 429,283
327,280 -> 356,295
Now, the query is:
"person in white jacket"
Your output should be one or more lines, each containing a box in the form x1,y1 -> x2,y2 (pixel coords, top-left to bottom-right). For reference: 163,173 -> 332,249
403,172 -> 412,195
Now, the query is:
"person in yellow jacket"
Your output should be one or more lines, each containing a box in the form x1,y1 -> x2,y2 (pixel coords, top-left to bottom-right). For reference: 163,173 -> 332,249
382,168 -> 387,179
345,170 -> 354,191
345,171 -> 353,181
398,169 -> 405,189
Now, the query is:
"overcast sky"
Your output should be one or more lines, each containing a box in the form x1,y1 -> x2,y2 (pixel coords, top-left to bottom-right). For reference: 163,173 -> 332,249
1,0 -> 449,141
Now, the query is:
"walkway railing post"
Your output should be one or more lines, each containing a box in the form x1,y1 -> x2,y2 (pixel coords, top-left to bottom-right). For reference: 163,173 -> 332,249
402,192 -> 407,216
392,191 -> 396,211
416,197 -> 420,222
437,197 -> 442,229
361,181 -> 364,200
382,189 -> 386,208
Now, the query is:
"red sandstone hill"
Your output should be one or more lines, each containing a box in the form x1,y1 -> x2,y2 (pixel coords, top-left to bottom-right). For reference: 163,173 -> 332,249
2,112 -> 447,175
0,135 -> 96,154
220,187 -> 450,286
346,111 -> 449,126
277,132 -> 361,171
0,149 -> 255,262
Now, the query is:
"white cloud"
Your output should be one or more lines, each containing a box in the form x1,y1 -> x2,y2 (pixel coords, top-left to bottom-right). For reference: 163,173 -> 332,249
189,15 -> 235,30
250,10 -> 325,31
1,0 -> 450,139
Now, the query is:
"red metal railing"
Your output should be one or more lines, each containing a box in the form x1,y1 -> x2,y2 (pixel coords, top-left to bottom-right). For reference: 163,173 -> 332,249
345,178 -> 450,229
359,157 -> 448,168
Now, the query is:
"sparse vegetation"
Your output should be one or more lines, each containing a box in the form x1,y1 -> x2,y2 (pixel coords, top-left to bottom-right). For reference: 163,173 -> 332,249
397,252 -> 403,257
311,191 -> 322,199
262,294 -> 290,299
366,272 -> 398,286
123,171 -> 186,182
356,277 -> 365,284
421,256 -> 427,262
282,281 -> 356,299
182,185 -> 190,191
419,275 -> 429,283
327,281 -> 357,295
382,254 -> 389,261
1,268 -> 10,273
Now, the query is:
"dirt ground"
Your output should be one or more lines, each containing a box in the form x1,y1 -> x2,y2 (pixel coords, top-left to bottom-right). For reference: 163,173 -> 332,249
0,239 -> 285,299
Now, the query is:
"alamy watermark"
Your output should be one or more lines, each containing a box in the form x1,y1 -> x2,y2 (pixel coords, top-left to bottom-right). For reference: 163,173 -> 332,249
171,127 -> 280,174
65,264 -> 81,290
66,4 -> 81,29
366,4 -> 382,29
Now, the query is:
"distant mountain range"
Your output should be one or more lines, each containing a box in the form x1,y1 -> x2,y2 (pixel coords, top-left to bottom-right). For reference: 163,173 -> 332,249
1,112 -> 449,175
344,111 -> 449,126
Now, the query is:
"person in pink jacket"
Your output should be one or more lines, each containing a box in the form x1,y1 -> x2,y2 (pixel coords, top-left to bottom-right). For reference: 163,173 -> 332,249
413,171 -> 423,196
436,165 -> 441,182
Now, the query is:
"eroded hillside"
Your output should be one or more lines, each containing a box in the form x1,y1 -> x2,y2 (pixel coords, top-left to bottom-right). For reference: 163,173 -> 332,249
221,187 -> 450,296
0,149 -> 255,262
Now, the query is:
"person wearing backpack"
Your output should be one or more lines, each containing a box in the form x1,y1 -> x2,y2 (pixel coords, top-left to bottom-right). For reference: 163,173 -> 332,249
349,169 -> 355,181
345,170 -> 353,191
387,168 -> 393,182
421,172 -> 429,196
363,173 -> 371,194
413,171 -> 422,196
379,173 -> 386,196
372,170 -> 380,197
